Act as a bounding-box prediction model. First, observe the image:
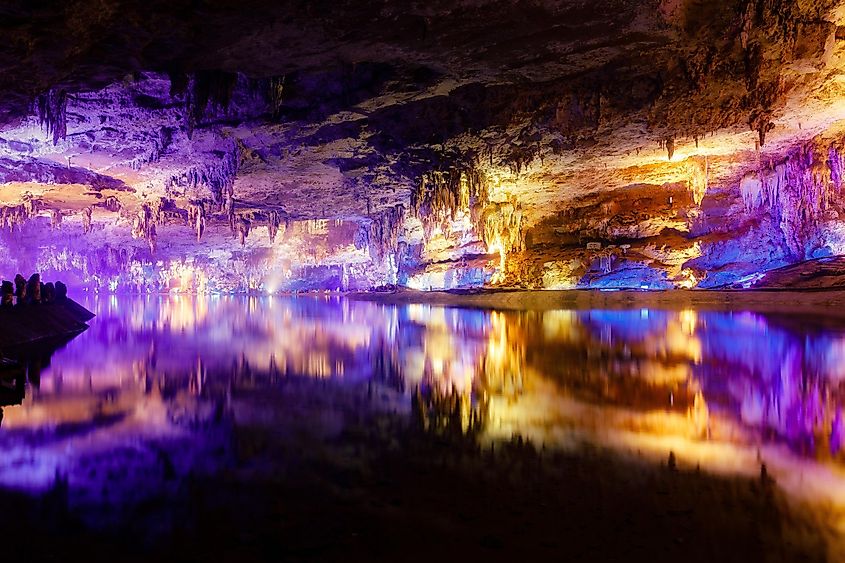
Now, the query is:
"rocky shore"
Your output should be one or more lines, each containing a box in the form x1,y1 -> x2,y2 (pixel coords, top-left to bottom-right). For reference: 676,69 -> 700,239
350,288 -> 845,319
0,299 -> 94,350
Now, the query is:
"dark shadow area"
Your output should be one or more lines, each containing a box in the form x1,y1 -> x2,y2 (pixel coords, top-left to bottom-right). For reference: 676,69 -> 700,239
0,396 -> 830,563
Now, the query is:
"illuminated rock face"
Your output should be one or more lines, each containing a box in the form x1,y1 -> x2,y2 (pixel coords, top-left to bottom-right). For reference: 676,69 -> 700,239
2,0 -> 845,291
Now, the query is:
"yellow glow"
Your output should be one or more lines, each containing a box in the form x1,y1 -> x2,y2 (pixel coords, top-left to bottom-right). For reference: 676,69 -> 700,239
486,236 -> 507,283
676,268 -> 699,289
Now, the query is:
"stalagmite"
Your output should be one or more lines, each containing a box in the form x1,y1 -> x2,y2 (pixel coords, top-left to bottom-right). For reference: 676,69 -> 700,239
0,281 -> 12,307
26,274 -> 40,303
148,224 -> 157,253
13,275 -> 25,303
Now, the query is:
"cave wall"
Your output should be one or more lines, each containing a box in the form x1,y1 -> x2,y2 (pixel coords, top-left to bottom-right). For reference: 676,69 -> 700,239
2,0 -> 845,291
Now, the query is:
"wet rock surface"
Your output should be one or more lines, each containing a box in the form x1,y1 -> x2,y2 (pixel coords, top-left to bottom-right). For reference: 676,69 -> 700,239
0,298 -> 94,348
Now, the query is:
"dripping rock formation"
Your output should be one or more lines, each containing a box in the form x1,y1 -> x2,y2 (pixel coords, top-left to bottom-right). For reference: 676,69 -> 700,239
2,0 -> 845,291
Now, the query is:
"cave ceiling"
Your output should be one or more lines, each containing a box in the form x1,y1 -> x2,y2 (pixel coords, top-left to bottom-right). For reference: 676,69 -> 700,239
2,0 -> 845,291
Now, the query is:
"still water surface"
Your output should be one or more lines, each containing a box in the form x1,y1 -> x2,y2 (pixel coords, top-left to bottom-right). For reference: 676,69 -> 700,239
2,295 -> 845,526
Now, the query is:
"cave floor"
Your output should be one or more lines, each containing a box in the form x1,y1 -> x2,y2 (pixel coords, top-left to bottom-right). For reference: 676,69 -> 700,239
352,287 -> 845,317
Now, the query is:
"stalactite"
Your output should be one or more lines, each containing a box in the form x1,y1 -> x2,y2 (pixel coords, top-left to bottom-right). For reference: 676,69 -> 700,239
267,210 -> 283,243
236,217 -> 251,246
412,168 -> 487,240
740,141 -> 842,257
756,121 -> 773,147
182,71 -> 239,138
506,144 -> 540,175
829,143 -> 845,190
129,127 -> 173,171
412,161 -> 526,283
686,157 -> 709,205
479,199 -> 525,254
598,249 -> 614,274
366,205 -> 406,261
267,76 -> 285,119
665,137 -> 675,161
187,200 -> 206,241
166,138 -> 239,203
132,204 -> 157,253
35,89 -> 67,145
227,194 -> 236,233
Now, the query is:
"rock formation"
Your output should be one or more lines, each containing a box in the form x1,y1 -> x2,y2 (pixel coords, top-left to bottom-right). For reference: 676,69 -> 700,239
1,0 -> 845,291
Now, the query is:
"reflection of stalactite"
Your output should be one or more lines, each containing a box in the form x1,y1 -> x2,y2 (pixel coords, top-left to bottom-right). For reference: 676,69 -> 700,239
49,209 -> 62,230
82,207 -> 92,234
411,386 -> 488,437
0,198 -> 38,232
102,196 -> 121,213
35,89 -> 67,145
305,219 -> 328,235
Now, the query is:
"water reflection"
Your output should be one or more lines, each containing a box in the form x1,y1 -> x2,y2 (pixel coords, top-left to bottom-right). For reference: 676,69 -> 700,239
3,295 -> 845,519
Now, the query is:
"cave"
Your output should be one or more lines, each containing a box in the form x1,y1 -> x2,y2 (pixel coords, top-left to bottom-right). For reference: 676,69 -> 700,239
1,1 -> 845,561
